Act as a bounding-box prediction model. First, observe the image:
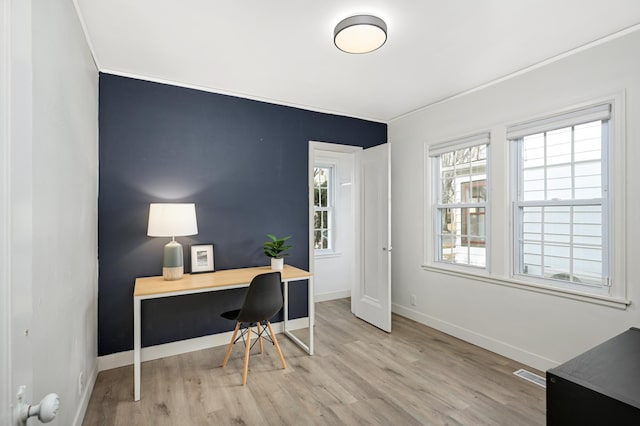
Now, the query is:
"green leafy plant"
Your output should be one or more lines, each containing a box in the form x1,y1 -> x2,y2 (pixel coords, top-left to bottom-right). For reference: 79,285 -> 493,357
263,234 -> 292,259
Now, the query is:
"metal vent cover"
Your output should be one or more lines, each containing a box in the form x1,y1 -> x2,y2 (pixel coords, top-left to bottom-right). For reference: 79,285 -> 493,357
513,368 -> 547,388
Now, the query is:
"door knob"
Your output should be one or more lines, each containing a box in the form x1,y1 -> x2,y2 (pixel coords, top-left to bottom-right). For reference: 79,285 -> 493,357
16,386 -> 59,425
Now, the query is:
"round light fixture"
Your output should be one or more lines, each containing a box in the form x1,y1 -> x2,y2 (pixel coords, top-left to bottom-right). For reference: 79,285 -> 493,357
334,15 -> 387,54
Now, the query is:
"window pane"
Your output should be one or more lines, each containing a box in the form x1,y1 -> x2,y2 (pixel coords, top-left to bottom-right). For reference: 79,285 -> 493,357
441,151 -> 454,167
574,121 -> 602,163
518,204 -> 604,283
314,166 -> 333,251
440,147 -> 487,205
521,121 -> 603,202
435,143 -> 487,268
546,127 -> 572,166
461,206 -> 486,247
468,241 -> 486,267
439,233 -> 461,262
574,206 -> 602,247
468,208 -> 486,238
440,207 -> 455,233
523,167 -> 545,201
463,181 -> 486,203
523,133 -> 545,168
543,255 -> 570,277
440,170 -> 455,204
575,159 -> 602,198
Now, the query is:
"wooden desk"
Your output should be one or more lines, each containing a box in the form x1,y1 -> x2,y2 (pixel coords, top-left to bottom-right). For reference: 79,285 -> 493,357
133,265 -> 313,401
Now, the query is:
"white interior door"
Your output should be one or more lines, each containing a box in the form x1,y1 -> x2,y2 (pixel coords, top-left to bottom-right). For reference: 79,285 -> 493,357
2,0 -> 35,423
0,7 -> 9,417
354,143 -> 391,332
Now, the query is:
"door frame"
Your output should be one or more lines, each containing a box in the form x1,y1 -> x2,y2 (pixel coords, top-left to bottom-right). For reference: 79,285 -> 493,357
0,0 -> 10,420
308,141 -> 362,310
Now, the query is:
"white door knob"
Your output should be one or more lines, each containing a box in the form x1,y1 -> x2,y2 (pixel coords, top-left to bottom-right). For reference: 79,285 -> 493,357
16,386 -> 60,425
32,393 -> 60,422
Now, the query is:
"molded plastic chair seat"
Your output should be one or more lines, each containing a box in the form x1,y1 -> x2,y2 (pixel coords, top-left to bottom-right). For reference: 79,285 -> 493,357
220,271 -> 287,384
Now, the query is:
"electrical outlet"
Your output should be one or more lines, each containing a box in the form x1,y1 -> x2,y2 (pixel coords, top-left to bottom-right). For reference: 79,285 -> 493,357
410,294 -> 417,306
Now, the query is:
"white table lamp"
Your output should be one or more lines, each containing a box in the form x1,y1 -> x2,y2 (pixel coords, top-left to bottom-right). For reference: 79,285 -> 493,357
147,203 -> 198,280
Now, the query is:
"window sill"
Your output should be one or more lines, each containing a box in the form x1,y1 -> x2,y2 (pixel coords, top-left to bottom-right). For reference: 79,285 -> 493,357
421,264 -> 630,310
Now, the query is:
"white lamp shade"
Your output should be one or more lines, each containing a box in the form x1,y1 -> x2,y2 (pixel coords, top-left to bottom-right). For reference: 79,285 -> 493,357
147,203 -> 198,237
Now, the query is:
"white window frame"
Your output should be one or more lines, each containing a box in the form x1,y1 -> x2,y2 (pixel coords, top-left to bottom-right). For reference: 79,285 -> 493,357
508,102 -> 619,296
422,95 -> 627,309
313,163 -> 336,254
428,133 -> 491,271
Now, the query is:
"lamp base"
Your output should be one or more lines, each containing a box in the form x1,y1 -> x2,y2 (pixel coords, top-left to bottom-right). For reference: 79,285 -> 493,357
163,240 -> 184,281
163,266 -> 184,281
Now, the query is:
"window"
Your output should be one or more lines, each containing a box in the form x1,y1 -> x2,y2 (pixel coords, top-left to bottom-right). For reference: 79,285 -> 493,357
509,103 -> 611,290
313,166 -> 333,251
430,133 -> 489,268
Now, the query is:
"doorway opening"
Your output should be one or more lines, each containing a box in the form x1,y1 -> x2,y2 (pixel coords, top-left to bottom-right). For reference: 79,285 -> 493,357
308,142 -> 361,305
308,141 -> 391,332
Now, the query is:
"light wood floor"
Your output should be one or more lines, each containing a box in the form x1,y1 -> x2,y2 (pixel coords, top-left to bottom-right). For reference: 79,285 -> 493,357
83,299 -> 545,425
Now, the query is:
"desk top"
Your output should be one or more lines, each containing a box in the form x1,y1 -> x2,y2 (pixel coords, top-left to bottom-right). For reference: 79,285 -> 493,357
548,327 -> 640,409
134,264 -> 311,298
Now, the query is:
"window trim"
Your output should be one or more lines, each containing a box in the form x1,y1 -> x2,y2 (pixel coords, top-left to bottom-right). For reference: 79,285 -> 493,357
421,263 -> 629,309
509,103 -> 612,293
428,132 -> 491,270
422,93 -> 627,309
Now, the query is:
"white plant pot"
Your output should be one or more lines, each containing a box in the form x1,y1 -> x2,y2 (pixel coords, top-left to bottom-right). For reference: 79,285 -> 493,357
271,257 -> 284,270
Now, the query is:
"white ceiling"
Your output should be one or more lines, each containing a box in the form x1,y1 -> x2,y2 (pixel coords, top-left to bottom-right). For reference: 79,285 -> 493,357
76,0 -> 640,123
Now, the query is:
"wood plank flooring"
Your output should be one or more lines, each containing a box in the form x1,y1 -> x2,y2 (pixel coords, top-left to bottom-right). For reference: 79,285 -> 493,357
83,299 -> 545,425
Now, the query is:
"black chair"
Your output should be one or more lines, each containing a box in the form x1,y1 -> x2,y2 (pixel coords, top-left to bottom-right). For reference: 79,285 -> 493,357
220,271 -> 287,384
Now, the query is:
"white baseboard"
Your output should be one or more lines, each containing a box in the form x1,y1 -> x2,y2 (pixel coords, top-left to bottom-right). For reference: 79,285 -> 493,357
73,363 -> 98,426
98,317 -> 309,372
391,303 -> 559,372
314,290 -> 350,303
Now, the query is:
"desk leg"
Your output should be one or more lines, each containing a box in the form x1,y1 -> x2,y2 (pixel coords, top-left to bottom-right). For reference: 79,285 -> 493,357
308,275 -> 314,355
282,278 -> 314,355
134,296 -> 141,401
283,280 -> 289,332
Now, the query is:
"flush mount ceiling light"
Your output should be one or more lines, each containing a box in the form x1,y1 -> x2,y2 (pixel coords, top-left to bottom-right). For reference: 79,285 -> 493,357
334,15 -> 387,54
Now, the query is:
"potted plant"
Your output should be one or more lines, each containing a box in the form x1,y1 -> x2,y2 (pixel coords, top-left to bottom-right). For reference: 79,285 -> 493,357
263,234 -> 292,270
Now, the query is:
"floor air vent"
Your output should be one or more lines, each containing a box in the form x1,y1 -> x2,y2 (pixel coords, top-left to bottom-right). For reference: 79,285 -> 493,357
513,369 -> 546,388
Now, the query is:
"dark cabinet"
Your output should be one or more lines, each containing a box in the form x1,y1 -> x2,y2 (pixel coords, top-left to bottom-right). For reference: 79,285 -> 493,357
546,327 -> 640,425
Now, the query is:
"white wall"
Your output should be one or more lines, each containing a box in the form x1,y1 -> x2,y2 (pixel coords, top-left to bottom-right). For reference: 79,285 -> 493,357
313,148 -> 357,301
389,30 -> 640,371
30,0 -> 98,424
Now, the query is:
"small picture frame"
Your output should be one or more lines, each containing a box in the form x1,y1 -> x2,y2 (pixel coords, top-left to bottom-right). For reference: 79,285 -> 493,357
190,244 -> 215,274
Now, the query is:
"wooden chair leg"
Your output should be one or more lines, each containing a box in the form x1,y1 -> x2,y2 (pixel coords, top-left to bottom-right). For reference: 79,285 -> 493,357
222,322 -> 240,367
242,325 -> 252,385
257,322 -> 264,354
266,321 -> 286,369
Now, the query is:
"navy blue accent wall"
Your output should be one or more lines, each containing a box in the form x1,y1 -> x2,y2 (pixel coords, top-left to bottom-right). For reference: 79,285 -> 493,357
98,73 -> 387,356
